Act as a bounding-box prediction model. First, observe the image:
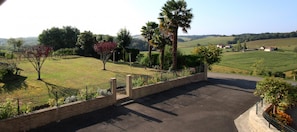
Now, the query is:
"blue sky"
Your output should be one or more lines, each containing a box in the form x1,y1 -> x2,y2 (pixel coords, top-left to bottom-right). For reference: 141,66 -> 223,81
0,0 -> 296,38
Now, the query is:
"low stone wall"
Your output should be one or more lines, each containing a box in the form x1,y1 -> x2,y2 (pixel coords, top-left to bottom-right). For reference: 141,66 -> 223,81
0,78 -> 117,132
248,103 -> 278,132
131,73 -> 206,99
0,72 -> 207,131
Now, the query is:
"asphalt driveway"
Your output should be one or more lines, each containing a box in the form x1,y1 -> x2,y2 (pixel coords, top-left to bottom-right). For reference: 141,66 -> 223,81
30,72 -> 260,132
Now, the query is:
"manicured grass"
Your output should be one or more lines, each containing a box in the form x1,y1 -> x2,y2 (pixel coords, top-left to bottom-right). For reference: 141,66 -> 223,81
214,51 -> 297,73
0,56 -> 158,105
246,37 -> 297,51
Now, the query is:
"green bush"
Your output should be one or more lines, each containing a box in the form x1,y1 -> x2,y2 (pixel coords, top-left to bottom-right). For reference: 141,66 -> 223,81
53,48 -> 77,56
0,63 -> 15,82
138,53 -> 159,67
273,71 -> 286,78
0,99 -> 17,119
132,77 -> 146,87
20,102 -> 33,114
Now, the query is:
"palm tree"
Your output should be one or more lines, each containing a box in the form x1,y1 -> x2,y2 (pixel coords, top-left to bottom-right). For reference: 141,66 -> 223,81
150,28 -> 172,70
116,28 -> 132,61
141,22 -> 159,67
159,0 -> 193,70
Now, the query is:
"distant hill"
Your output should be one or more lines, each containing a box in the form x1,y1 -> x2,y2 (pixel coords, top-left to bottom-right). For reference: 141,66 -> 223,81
0,37 -> 38,46
133,34 -> 225,42
178,36 -> 234,48
0,38 -> 7,45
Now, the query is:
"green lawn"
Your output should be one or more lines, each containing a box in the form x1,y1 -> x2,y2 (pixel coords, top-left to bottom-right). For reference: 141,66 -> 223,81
215,51 -> 297,73
0,56 -> 158,104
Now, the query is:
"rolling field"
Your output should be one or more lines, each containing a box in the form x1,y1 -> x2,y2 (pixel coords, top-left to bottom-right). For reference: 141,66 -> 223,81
246,37 -> 297,51
178,36 -> 234,54
215,51 -> 297,73
177,36 -> 297,77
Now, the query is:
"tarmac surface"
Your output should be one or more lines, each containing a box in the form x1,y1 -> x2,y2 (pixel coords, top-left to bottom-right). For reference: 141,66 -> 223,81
30,72 -> 260,132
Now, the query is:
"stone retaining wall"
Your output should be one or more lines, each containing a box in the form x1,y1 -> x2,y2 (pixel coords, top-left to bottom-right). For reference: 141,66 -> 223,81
131,73 -> 206,99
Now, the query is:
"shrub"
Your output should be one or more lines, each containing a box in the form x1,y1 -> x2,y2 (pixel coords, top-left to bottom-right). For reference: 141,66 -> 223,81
20,102 -> 33,114
47,97 -> 65,107
273,71 -> 286,78
53,48 -> 77,56
138,53 -> 159,67
132,77 -> 146,87
0,99 -> 17,119
0,62 -> 16,82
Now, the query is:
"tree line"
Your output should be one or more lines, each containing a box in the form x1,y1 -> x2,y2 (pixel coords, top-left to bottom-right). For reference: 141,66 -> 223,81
228,31 -> 297,44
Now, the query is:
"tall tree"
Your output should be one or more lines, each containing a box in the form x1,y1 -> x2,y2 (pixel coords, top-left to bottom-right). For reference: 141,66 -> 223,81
159,0 -> 193,70
76,31 -> 96,56
38,26 -> 80,50
116,28 -> 132,61
94,42 -> 117,70
23,45 -> 53,80
141,21 -> 159,67
150,28 -> 171,70
96,35 -> 114,42
62,26 -> 81,48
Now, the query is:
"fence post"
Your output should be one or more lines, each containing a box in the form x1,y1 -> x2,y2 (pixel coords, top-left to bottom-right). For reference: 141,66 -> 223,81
85,86 -> 88,100
55,92 -> 58,107
126,75 -> 132,98
17,98 -> 20,115
256,102 -> 259,115
111,78 -> 117,102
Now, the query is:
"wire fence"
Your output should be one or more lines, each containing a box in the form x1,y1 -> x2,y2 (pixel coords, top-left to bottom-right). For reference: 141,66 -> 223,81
132,66 -> 204,87
0,83 -> 111,120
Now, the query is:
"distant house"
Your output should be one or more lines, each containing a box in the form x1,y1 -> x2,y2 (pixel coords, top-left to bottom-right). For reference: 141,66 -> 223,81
264,47 -> 277,52
216,44 -> 224,49
259,46 -> 265,50
224,45 -> 232,49
259,46 -> 277,52
216,44 -> 232,49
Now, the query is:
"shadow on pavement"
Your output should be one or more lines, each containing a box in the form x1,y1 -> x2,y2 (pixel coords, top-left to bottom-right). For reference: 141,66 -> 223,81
30,77 -> 258,132
208,77 -> 257,93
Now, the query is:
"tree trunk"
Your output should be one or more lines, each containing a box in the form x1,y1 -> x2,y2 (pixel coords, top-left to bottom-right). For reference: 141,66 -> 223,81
171,28 -> 178,71
273,105 -> 277,115
37,70 -> 41,80
148,44 -> 152,67
160,48 -> 165,70
103,62 -> 106,70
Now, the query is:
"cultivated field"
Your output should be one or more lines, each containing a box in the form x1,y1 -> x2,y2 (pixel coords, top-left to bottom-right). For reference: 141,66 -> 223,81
214,51 -> 297,74
245,37 -> 297,51
178,36 -> 234,54
177,36 -> 297,78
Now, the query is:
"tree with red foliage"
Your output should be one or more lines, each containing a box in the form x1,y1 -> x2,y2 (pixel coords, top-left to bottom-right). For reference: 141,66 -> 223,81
93,42 -> 117,70
24,45 -> 53,80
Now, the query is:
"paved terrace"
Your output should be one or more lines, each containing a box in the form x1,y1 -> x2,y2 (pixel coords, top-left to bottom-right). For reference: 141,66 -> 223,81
30,73 -> 260,132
